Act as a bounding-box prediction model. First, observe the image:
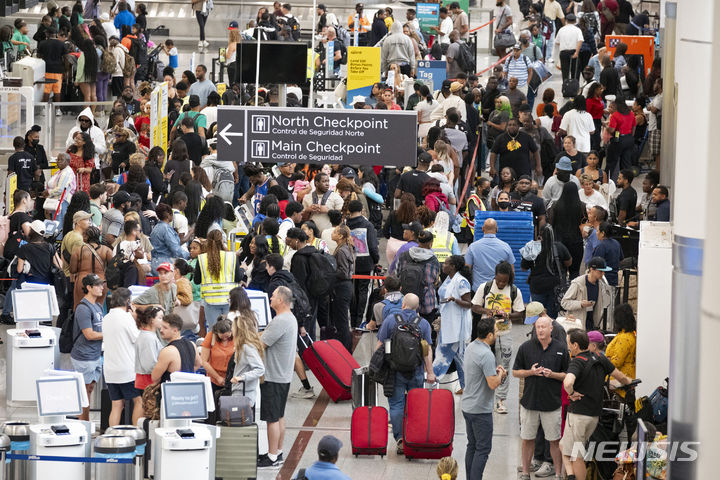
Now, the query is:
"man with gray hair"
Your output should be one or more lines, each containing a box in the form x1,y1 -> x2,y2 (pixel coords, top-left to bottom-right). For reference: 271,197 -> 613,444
258,286 -> 298,469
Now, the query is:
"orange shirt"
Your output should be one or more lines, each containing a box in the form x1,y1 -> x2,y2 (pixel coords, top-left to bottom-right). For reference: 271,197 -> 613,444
202,332 -> 235,386
536,101 -> 559,118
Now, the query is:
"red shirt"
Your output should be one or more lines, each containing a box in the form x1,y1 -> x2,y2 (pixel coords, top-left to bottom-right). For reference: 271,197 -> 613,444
609,111 -> 636,135
586,98 -> 604,120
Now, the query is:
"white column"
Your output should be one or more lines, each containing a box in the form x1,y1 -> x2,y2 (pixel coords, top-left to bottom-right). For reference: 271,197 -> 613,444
667,1 -> 712,478
695,0 -> 720,476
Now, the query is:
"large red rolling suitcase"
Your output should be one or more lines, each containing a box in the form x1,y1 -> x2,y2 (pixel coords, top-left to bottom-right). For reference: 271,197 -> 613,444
351,405 -> 388,457
350,366 -> 388,456
403,386 -> 455,459
301,338 -> 360,402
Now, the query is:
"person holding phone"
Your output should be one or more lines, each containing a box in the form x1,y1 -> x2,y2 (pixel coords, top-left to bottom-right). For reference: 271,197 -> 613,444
560,256 -> 614,331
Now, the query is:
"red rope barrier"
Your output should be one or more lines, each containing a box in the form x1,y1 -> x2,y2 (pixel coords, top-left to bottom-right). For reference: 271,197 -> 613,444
468,18 -> 495,33
351,275 -> 386,280
476,52 -> 511,76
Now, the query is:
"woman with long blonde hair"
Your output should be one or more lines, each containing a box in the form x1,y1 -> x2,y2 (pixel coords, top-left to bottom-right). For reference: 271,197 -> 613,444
230,314 -> 265,403
194,229 -> 242,330
226,29 -> 241,84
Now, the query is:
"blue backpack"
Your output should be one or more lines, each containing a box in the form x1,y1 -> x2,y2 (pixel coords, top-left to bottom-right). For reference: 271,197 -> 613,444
381,297 -> 403,321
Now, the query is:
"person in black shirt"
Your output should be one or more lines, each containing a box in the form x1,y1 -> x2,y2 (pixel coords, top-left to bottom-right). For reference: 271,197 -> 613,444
510,174 -> 546,235
275,162 -> 296,196
599,55 -> 621,99
178,116 -> 209,167
38,27 -> 67,102
490,118 -> 541,179
614,169 -> 637,225
8,136 -> 40,192
394,152 -> 431,205
24,126 -> 49,171
561,330 -> 632,480
554,136 -> 586,172
16,220 -> 55,285
480,76 -> 501,121
111,126 -> 137,174
513,316 -> 569,480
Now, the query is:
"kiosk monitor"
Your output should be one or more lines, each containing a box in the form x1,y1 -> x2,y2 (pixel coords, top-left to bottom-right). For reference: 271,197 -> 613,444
246,289 -> 271,330
36,377 -> 84,417
162,382 -> 208,420
12,288 -> 54,322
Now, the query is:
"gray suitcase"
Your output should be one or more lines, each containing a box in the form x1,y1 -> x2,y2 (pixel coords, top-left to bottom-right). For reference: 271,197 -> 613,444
351,366 -> 376,409
215,423 -> 258,480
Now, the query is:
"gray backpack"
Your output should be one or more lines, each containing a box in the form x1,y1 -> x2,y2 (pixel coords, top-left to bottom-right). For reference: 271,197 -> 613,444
213,168 -> 235,202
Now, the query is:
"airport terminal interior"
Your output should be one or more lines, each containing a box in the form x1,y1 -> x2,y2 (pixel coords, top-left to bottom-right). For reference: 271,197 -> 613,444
0,0 -> 712,479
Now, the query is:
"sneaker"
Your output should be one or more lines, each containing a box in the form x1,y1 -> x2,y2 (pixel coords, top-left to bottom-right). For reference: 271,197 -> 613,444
517,459 -> 541,473
198,40 -> 205,48
535,462 -> 555,477
290,386 -> 316,399
55,108 -> 62,116
276,453 -> 284,465
519,475 -> 531,480
396,438 -> 404,455
257,455 -> 281,468
494,400 -> 508,414
203,40 -> 210,47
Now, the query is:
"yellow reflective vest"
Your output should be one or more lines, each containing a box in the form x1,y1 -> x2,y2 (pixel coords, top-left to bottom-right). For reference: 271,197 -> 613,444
432,231 -> 455,263
198,251 -> 237,305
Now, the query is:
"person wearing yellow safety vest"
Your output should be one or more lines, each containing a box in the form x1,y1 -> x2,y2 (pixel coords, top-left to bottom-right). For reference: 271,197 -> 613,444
193,229 -> 244,331
430,211 -> 461,263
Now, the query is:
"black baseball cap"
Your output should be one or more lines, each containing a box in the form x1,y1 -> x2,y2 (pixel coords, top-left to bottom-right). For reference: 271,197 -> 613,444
402,221 -> 423,235
588,256 -> 612,271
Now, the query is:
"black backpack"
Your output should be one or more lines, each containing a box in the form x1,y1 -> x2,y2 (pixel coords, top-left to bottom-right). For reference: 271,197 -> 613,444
388,314 -> 424,373
455,41 -> 476,73
285,16 -> 301,41
304,251 -> 337,297
59,303 -> 87,354
399,254 -> 432,297
105,251 -> 132,290
128,36 -> 147,66
482,281 -> 518,305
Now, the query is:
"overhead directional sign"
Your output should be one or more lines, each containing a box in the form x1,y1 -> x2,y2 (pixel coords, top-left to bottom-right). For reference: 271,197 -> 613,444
217,106 -> 418,166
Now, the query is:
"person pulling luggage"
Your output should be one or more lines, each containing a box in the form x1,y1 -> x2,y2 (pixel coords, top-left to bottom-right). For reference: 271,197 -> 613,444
375,293 -> 435,454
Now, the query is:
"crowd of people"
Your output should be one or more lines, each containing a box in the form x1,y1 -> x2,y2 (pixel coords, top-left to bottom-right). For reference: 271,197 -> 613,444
0,0 -> 669,478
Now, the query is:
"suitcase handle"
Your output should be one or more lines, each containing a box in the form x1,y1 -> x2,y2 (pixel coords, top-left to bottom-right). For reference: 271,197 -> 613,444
298,333 -> 313,349
424,381 -> 439,390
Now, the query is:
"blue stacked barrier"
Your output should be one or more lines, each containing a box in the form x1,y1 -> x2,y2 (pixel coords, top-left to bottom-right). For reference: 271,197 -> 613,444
473,211 -> 534,302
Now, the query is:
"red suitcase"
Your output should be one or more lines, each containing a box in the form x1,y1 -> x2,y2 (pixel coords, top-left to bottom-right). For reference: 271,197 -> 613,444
403,387 -> 454,459
301,338 -> 360,402
351,406 -> 388,456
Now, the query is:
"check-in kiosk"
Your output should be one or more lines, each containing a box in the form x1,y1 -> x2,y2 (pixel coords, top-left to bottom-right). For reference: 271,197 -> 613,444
7,289 -> 57,404
153,377 -> 214,479
28,373 -> 89,480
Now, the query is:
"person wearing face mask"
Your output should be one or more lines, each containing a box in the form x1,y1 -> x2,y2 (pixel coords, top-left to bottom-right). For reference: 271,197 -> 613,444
542,157 -> 581,209
496,191 -> 512,212
24,125 -> 49,173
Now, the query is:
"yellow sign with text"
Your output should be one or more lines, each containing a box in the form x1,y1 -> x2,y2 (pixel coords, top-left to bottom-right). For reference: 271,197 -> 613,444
346,47 -> 381,95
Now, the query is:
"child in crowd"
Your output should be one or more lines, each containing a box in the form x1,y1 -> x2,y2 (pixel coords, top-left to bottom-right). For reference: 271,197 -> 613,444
436,457 -> 459,480
162,39 -> 178,69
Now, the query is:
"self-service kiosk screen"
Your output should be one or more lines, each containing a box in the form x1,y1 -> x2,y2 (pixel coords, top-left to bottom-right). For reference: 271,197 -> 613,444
13,289 -> 53,322
162,382 -> 208,420
246,289 -> 271,330
36,378 -> 83,416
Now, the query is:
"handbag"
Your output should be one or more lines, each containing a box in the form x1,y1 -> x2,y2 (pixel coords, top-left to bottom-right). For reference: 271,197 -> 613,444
493,9 -> 516,48
174,301 -> 201,333
600,1 -> 615,21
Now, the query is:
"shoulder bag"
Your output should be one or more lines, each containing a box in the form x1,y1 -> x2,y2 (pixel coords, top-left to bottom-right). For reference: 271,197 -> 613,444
493,9 -> 516,49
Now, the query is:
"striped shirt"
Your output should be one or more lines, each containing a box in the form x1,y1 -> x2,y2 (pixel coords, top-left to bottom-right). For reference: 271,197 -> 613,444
504,54 -> 532,86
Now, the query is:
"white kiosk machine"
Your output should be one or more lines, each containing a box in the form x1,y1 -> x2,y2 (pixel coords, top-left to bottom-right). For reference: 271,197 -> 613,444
7,288 -> 57,403
153,376 -> 215,479
29,373 -> 89,479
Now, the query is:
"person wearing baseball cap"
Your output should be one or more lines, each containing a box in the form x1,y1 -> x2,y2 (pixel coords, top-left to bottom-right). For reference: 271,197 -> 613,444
559,256 -> 614,331
395,151 -> 431,207
14,220 -> 54,286
302,435 -> 351,479
72,273 -> 106,421
228,20 -> 238,30
388,221 -> 423,274
541,156 -> 581,208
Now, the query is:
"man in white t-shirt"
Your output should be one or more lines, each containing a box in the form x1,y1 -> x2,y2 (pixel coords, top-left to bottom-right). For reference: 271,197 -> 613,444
471,260 -> 525,414
430,6 -> 454,45
558,96 -> 596,153
553,13 -> 583,81
102,288 -> 141,426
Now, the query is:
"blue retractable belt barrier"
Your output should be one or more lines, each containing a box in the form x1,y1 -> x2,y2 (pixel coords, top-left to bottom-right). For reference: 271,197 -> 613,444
474,211 -> 534,301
